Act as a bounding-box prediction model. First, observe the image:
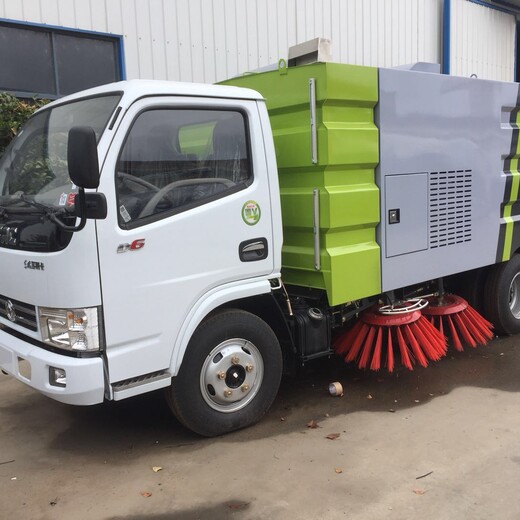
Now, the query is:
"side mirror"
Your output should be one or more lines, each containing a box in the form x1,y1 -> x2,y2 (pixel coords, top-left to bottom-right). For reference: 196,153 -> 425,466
67,126 -> 100,189
72,192 -> 108,220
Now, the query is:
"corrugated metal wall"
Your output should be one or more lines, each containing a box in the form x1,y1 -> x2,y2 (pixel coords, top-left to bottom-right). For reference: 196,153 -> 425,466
450,0 -> 516,81
0,0 -> 443,83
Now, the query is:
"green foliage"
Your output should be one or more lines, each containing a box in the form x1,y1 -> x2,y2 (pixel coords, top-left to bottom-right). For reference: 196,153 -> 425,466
0,93 -> 48,156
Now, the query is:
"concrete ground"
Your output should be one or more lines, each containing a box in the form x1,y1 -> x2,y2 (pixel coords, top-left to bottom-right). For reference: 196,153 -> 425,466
2,335 -> 520,520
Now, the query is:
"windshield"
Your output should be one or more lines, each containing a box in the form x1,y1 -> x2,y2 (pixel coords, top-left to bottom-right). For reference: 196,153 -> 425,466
0,94 -> 120,209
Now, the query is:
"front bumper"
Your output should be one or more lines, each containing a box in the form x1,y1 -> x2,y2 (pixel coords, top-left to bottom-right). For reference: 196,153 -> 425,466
0,328 -> 105,405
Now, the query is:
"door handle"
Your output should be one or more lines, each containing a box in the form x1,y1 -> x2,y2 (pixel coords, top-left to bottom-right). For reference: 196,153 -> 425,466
239,238 -> 268,262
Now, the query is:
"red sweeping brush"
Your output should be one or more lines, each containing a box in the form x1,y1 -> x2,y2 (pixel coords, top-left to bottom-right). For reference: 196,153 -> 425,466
334,302 -> 447,372
422,294 -> 494,351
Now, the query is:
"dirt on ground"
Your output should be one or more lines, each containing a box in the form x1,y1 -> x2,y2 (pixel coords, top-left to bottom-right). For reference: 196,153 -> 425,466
2,335 -> 520,520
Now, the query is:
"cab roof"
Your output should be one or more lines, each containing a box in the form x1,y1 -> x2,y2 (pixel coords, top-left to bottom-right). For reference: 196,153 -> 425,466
43,79 -> 264,110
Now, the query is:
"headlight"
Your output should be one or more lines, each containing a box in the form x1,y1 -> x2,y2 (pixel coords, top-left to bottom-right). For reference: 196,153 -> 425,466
38,307 -> 102,352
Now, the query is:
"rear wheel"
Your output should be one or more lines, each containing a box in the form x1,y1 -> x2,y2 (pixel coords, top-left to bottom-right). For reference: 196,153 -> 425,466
167,309 -> 282,436
483,254 -> 520,335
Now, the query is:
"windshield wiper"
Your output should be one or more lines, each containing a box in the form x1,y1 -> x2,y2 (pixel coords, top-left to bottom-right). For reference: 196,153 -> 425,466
0,194 -> 55,215
0,192 -> 86,232
24,194 -> 88,232
19,195 -> 81,230
19,194 -> 60,213
0,198 -> 41,218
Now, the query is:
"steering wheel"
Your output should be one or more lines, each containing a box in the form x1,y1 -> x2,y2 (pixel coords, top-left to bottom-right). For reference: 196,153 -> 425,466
138,177 -> 234,218
117,172 -> 160,192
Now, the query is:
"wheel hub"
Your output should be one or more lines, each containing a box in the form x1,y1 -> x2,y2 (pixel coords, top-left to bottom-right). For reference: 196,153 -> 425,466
225,365 -> 246,388
509,273 -> 520,319
200,338 -> 264,413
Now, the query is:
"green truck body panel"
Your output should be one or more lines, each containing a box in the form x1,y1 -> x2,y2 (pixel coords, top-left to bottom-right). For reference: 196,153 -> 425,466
223,63 -> 381,306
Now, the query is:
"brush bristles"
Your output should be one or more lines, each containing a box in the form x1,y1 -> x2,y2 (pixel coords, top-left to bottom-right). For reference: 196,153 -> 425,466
333,295 -> 494,372
423,298 -> 494,351
333,314 -> 447,372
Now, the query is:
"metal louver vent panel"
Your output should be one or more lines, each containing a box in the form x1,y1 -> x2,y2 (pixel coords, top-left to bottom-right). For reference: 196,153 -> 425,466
429,170 -> 472,249
0,295 -> 37,331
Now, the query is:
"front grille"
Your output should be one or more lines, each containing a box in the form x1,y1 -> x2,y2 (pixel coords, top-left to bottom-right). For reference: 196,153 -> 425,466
0,295 -> 37,332
429,170 -> 472,249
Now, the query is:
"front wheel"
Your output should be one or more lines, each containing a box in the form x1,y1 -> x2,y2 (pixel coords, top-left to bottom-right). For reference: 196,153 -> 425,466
166,309 -> 283,436
483,253 -> 520,335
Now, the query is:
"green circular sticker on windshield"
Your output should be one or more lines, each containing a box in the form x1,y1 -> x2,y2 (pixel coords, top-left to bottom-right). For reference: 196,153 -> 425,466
242,200 -> 261,226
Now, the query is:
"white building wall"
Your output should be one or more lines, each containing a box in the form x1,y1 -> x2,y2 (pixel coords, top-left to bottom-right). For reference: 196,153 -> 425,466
450,0 -> 516,81
0,0 -> 443,83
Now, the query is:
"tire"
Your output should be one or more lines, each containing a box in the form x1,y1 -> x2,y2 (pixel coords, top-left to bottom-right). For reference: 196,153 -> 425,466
166,309 -> 283,437
483,253 -> 520,335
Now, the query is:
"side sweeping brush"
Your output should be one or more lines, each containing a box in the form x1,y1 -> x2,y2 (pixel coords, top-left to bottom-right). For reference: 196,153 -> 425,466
422,294 -> 494,351
334,303 -> 447,372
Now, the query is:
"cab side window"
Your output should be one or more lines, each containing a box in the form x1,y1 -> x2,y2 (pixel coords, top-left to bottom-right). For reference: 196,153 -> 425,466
116,108 -> 251,227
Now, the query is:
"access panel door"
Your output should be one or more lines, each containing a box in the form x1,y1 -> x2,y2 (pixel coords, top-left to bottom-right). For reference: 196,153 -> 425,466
96,96 -> 275,385
384,173 -> 428,258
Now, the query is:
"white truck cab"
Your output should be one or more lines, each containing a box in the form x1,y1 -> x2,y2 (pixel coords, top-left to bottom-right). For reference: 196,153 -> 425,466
0,80 -> 284,436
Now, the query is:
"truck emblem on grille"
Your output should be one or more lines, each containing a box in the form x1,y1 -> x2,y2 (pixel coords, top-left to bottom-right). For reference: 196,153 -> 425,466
5,300 -> 16,322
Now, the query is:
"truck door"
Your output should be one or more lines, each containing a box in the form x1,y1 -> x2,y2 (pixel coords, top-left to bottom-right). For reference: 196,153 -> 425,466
96,96 -> 275,386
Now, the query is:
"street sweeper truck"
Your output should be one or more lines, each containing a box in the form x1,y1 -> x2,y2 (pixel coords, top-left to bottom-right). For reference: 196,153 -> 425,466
0,55 -> 519,435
